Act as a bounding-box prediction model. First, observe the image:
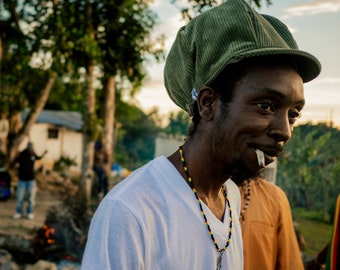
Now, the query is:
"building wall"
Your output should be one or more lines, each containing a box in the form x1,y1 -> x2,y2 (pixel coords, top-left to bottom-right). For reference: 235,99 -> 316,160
61,128 -> 82,171
154,135 -> 185,158
20,123 -> 82,172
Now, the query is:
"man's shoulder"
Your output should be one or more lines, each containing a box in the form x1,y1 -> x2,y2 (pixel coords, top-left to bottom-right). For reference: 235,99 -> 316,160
258,179 -> 287,198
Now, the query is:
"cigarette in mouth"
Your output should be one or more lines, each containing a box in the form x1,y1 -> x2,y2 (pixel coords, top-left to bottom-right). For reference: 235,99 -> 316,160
255,149 -> 265,167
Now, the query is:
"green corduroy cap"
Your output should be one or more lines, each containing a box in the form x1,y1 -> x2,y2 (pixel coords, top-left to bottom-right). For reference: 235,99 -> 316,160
164,0 -> 321,115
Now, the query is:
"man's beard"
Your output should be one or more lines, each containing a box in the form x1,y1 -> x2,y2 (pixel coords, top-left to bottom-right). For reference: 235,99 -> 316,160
228,157 -> 263,185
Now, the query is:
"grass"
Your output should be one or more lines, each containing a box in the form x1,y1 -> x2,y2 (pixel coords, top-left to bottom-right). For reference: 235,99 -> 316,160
292,208 -> 333,257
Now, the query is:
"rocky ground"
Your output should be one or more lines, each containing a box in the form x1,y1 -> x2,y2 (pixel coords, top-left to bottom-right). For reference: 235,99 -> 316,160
0,189 -> 61,239
0,170 -> 121,269
0,172 -> 83,269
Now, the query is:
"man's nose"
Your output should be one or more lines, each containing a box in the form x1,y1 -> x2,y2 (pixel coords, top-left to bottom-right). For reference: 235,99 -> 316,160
267,113 -> 293,143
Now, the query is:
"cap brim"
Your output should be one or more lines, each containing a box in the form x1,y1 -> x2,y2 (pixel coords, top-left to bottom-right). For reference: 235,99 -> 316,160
236,48 -> 321,83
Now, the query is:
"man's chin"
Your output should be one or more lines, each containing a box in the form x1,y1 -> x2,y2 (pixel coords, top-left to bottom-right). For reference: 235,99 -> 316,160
229,160 -> 264,185
231,172 -> 263,185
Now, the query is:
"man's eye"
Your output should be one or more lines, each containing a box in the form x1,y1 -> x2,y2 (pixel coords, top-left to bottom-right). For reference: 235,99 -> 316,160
288,110 -> 302,123
256,102 -> 274,112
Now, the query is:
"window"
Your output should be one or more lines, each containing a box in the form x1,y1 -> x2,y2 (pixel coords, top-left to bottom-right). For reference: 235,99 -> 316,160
48,128 -> 59,139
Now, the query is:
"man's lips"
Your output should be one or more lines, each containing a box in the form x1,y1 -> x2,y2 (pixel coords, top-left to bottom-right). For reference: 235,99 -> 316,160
253,143 -> 283,156
261,148 -> 282,158
254,146 -> 283,167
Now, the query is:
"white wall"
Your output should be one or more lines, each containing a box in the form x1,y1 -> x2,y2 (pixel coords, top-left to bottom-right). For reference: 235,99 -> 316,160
20,123 -> 82,172
154,135 -> 186,158
61,129 -> 82,171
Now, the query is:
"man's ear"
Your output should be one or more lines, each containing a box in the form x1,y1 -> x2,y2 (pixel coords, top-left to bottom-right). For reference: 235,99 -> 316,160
197,86 -> 217,120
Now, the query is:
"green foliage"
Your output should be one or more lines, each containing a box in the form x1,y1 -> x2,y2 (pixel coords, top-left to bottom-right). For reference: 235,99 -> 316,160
98,0 -> 164,82
292,208 -> 332,257
115,102 -> 161,170
1,0 -> 164,111
164,110 -> 191,136
0,0 -> 53,116
53,155 -> 78,171
44,77 -> 85,111
1,0 -> 165,179
173,0 -> 272,20
277,123 -> 340,217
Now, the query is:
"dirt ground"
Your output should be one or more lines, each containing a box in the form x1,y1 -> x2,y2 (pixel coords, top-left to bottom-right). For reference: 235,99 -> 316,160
0,171 -> 120,240
0,188 -> 61,239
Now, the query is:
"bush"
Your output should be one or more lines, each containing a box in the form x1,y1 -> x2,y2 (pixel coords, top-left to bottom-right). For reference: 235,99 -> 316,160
53,156 -> 77,171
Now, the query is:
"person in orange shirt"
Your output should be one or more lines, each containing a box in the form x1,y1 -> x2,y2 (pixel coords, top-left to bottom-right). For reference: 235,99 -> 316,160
239,178 -> 304,270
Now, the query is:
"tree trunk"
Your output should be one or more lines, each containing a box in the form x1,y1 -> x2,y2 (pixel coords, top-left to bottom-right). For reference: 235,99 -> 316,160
0,118 -> 9,154
80,0 -> 97,202
102,75 -> 115,177
8,73 -> 56,162
3,74 -> 55,183
80,64 -> 96,202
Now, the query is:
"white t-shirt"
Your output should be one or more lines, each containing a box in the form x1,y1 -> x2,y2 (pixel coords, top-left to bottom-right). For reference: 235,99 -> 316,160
81,156 -> 243,270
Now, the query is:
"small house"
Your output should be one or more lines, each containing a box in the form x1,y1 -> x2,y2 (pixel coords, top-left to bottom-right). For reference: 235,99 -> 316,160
21,110 -> 83,173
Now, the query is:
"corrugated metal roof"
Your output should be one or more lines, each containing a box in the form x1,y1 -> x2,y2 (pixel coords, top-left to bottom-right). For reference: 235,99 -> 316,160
22,109 -> 83,131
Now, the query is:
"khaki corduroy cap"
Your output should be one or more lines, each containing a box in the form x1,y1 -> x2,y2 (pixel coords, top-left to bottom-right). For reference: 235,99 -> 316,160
164,0 -> 321,114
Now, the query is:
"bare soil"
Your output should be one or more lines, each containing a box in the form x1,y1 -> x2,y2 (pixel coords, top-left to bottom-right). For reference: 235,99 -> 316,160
0,175 -> 63,239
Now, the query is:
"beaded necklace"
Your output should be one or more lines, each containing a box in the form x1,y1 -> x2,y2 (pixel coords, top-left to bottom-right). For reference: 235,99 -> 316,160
179,146 -> 233,270
240,180 -> 251,223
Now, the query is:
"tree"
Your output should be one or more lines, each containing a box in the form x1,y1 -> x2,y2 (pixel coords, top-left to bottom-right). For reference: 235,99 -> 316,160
93,0 -> 164,186
164,110 -> 190,136
0,0 -> 58,163
277,123 -> 340,220
172,0 -> 273,20
115,101 -> 161,170
35,0 -> 163,199
1,0 -> 164,200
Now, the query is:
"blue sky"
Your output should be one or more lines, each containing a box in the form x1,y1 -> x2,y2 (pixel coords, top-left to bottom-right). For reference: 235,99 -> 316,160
135,0 -> 340,126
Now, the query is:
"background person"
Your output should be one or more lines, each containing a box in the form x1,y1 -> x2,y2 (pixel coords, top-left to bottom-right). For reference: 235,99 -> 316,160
93,147 -> 109,197
12,142 -> 47,220
239,178 -> 304,269
81,0 -> 321,269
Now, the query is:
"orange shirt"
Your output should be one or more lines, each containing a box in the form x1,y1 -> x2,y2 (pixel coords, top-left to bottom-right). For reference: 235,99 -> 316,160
239,179 -> 304,270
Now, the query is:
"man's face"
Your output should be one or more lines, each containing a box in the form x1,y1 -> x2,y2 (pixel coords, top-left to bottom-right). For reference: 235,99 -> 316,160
211,63 -> 304,183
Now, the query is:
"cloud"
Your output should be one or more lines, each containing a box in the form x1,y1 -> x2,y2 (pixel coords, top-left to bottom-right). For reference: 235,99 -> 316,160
282,0 -> 340,19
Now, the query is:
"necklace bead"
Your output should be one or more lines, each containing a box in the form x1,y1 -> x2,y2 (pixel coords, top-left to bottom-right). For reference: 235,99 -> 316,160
240,180 -> 251,222
179,146 -> 233,254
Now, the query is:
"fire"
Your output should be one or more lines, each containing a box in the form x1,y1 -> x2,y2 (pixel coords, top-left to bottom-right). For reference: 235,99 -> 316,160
43,224 -> 56,244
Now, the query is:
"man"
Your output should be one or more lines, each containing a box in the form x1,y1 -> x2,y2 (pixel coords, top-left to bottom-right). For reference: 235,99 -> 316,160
239,178 -> 304,269
93,146 -> 109,196
12,142 -> 47,220
81,0 -> 321,269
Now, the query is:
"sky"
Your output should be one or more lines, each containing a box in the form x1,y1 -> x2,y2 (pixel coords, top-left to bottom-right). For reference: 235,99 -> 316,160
134,0 -> 340,127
